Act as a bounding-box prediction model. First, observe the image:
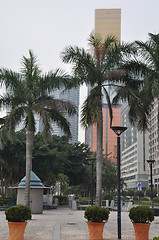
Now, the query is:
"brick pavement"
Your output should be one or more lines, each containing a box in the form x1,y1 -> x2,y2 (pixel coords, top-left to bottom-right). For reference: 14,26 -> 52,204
0,207 -> 159,239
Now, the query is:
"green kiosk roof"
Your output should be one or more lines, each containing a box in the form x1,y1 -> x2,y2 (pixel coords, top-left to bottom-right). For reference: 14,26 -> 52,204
18,171 -> 43,187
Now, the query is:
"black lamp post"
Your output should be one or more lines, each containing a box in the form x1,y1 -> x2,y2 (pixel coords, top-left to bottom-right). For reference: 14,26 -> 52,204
147,159 -> 155,209
111,126 -> 127,240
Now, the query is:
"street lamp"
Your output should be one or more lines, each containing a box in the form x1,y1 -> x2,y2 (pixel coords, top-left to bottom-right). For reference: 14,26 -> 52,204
147,159 -> 155,209
111,126 -> 127,240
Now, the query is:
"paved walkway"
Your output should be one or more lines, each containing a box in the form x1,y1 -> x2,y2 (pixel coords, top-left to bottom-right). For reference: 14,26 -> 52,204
0,206 -> 159,240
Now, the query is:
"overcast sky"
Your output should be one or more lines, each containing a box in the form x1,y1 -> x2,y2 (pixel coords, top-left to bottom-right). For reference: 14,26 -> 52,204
1,0 -> 159,142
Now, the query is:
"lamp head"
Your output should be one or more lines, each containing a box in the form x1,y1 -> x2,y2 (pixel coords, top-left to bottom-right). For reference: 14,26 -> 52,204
147,159 -> 155,165
111,126 -> 127,136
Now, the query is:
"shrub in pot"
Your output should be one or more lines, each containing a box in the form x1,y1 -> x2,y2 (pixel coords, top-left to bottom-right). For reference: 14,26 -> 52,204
84,205 -> 110,240
129,205 -> 154,240
5,204 -> 32,240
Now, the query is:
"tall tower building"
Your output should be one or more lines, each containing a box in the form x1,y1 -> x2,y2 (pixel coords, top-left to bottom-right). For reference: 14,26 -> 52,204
85,9 -> 121,162
95,9 -> 121,41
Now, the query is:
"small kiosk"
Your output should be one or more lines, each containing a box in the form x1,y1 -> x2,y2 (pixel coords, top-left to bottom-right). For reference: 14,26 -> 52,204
17,171 -> 45,214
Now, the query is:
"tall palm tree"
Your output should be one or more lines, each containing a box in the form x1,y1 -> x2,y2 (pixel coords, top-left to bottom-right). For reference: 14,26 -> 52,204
0,50 -> 76,206
62,33 -> 135,206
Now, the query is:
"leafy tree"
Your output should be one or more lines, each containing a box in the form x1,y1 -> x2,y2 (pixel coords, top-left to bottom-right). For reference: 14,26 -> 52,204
0,131 -> 91,197
33,134 -> 90,189
127,189 -> 135,197
135,190 -> 144,200
0,51 -> 76,205
0,130 -> 25,197
114,33 -> 159,132
57,173 -> 69,195
102,160 -> 117,193
62,33 -> 134,205
146,188 -> 157,198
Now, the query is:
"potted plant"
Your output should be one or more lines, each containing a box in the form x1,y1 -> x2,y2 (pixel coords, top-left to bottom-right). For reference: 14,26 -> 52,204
84,205 -> 110,240
5,204 -> 32,240
129,205 -> 154,240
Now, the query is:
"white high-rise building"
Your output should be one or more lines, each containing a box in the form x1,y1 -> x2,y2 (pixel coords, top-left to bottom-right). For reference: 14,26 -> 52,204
39,86 -> 80,144
121,103 -> 149,190
148,99 -> 159,190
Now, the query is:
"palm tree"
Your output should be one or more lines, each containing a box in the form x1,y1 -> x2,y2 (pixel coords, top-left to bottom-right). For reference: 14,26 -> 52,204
62,33 -> 134,206
0,50 -> 76,206
114,33 -> 159,132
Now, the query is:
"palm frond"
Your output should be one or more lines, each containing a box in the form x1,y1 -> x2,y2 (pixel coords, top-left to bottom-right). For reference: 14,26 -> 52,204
0,69 -> 21,88
81,86 -> 102,127
103,87 -> 113,127
128,91 -> 152,132
33,97 -> 77,116
61,45 -> 97,86
0,106 -> 27,143
45,108 -> 71,138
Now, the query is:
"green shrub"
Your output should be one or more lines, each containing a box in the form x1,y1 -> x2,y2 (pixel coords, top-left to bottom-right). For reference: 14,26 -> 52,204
78,197 -> 91,202
154,197 -> 159,203
129,206 -> 154,223
135,190 -> 144,199
141,197 -> 149,201
153,237 -> 159,240
133,196 -> 138,201
127,189 -> 135,196
84,205 -> 110,222
102,193 -> 113,201
0,198 -> 16,206
5,204 -> 31,222
146,188 -> 157,197
53,195 -> 68,205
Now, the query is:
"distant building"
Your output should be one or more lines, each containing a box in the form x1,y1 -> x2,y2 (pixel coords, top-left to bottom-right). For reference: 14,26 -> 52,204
39,86 -> 80,144
85,104 -> 121,162
148,99 -> 159,190
95,9 -> 121,41
121,103 -> 149,190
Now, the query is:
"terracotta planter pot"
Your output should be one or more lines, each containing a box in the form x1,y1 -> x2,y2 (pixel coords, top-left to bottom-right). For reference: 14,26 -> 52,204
8,222 -> 27,240
87,221 -> 105,240
133,223 -> 150,240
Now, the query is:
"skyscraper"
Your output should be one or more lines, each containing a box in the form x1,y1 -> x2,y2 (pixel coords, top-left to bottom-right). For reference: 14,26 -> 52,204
39,86 -> 80,144
121,103 -> 149,190
95,9 -> 121,41
85,9 -> 121,162
148,99 -> 159,191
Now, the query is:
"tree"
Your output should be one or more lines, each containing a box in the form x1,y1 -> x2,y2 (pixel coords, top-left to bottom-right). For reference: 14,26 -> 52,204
0,130 -> 26,197
127,189 -> 135,197
114,33 -> 159,132
146,188 -> 157,198
33,134 -> 90,188
0,50 -> 76,206
62,33 -> 134,205
135,190 -> 144,200
102,160 -> 117,193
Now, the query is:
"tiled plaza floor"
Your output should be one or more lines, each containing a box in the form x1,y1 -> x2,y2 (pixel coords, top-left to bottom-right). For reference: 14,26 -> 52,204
0,207 -> 159,239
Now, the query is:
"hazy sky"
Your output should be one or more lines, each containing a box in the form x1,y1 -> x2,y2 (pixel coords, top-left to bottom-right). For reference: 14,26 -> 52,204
1,0 -> 159,142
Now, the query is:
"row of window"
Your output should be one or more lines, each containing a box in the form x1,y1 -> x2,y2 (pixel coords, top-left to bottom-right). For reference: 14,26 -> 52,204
123,175 -> 136,181
121,144 -> 137,156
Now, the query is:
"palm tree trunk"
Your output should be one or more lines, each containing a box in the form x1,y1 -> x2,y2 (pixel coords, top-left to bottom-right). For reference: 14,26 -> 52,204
96,101 -> 103,206
1,166 -> 4,197
25,130 -> 34,206
4,177 -> 8,198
